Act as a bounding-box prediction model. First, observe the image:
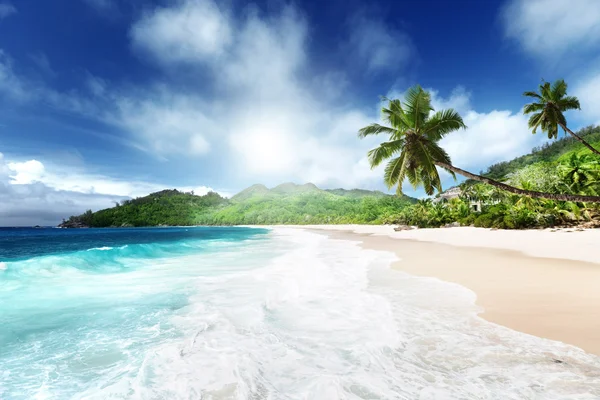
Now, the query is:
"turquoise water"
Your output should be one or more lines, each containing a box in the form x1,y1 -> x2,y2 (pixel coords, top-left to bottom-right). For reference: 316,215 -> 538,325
2,227 -> 600,399
0,227 -> 272,399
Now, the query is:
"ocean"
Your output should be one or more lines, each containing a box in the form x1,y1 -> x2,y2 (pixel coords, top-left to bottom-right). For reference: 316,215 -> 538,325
1,226 -> 599,399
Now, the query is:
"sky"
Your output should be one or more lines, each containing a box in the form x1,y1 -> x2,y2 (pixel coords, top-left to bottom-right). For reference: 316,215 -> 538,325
2,0 -> 600,225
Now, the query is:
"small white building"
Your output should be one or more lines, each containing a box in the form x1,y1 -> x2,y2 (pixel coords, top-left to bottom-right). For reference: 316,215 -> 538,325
434,186 -> 482,212
433,186 -> 462,202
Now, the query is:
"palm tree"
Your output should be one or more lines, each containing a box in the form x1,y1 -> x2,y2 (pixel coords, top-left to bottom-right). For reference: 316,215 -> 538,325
559,153 -> 599,185
359,85 -> 600,203
558,153 -> 600,195
523,79 -> 600,156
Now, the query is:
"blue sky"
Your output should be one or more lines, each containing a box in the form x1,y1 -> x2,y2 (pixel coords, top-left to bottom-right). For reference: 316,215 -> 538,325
2,0 -> 600,225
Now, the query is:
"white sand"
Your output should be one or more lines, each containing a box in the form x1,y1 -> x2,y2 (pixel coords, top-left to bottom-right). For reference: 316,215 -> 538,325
254,225 -> 600,355
277,225 -> 600,264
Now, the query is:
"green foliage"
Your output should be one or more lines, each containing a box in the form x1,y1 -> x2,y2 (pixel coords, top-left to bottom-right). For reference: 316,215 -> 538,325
523,79 -> 580,139
483,125 -> 600,180
359,85 -> 465,195
394,162 -> 600,229
63,185 -> 416,227
450,158 -> 600,228
505,163 -> 562,192
66,189 -> 228,227
195,188 -> 414,225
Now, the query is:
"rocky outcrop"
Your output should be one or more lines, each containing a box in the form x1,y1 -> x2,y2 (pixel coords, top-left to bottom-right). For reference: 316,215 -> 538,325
57,220 -> 89,229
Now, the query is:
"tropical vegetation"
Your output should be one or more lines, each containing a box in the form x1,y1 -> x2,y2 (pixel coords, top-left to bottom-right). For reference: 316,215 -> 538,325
63,79 -> 600,230
359,84 -> 600,229
61,184 -> 416,227
523,79 -> 600,156
483,125 -> 600,180
359,85 -> 600,203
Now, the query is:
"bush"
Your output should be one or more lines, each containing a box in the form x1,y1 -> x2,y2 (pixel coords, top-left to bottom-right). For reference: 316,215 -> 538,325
459,214 -> 476,226
474,214 -> 494,228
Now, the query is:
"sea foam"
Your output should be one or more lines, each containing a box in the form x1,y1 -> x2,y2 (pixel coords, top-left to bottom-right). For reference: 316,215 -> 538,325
2,228 -> 600,399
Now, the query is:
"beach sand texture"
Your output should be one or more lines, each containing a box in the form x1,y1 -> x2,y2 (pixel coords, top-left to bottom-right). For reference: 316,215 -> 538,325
281,225 -> 600,356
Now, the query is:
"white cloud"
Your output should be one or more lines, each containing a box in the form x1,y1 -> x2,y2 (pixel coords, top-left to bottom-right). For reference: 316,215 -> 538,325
429,86 -> 471,115
130,0 -> 232,65
0,154 -> 125,226
7,160 -> 45,184
573,73 -> 600,126
0,2 -> 432,196
0,154 -> 221,225
383,87 -> 540,174
431,90 -> 544,175
346,14 -> 413,73
5,0 -> 538,194
442,109 -> 538,170
124,1 -> 385,188
29,52 -> 56,78
502,0 -> 600,133
0,2 -> 16,19
503,0 -> 600,57
6,158 -> 217,198
111,92 -> 215,157
0,51 -> 31,101
86,73 -> 107,97
0,2 -> 388,190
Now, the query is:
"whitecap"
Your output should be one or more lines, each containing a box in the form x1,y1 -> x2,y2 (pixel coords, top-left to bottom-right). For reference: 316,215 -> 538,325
86,246 -> 114,251
5,228 -> 600,399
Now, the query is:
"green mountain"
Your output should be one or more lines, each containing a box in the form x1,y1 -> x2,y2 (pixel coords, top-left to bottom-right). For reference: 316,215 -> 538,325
482,125 -> 600,180
62,126 -> 600,229
324,188 -> 388,198
60,183 -> 417,227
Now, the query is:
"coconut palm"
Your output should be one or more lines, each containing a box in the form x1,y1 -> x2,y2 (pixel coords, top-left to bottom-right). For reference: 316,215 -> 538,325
558,153 -> 600,193
523,79 -> 600,156
359,85 -> 600,203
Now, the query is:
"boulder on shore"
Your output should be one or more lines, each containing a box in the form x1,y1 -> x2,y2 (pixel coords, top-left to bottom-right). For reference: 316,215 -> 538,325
442,222 -> 461,228
393,225 -> 414,231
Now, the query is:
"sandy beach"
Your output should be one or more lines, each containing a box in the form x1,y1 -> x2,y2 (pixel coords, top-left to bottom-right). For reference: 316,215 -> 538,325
280,225 -> 600,357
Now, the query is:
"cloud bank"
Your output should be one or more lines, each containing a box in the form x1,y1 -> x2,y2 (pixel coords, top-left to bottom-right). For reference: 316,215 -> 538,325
0,0 -> 564,222
0,153 -> 219,226
503,0 -> 600,58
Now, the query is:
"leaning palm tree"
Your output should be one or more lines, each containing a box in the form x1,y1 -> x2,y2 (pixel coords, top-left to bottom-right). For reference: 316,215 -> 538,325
523,79 -> 600,156
359,85 -> 600,203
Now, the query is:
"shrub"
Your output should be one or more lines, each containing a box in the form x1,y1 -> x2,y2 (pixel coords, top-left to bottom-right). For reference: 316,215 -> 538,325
474,214 -> 494,228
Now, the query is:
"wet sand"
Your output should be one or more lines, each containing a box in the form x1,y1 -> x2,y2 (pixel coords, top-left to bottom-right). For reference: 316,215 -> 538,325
287,225 -> 600,356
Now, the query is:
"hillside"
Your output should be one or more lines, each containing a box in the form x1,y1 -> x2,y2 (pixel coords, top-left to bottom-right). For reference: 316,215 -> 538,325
60,189 -> 228,228
63,126 -> 600,229
61,183 -> 417,227
482,125 -> 600,180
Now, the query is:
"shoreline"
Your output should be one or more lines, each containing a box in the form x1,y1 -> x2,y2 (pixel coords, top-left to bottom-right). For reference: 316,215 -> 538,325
272,225 -> 600,357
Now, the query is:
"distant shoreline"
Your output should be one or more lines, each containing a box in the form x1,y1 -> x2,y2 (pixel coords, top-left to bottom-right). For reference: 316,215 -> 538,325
267,225 -> 600,357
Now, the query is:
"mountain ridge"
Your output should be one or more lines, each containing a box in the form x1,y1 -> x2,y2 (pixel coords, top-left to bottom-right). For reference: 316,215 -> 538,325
60,183 -> 416,227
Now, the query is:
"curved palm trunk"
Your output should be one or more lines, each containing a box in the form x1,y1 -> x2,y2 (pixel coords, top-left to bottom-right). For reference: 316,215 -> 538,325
559,123 -> 600,156
434,162 -> 600,203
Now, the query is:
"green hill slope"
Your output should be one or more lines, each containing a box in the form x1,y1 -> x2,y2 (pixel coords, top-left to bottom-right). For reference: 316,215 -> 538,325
61,184 -> 417,227
60,190 -> 228,228
482,125 -> 600,180
199,183 -> 415,225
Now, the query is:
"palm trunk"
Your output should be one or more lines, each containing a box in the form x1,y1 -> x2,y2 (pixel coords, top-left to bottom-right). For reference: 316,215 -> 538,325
560,123 -> 600,156
434,161 -> 600,203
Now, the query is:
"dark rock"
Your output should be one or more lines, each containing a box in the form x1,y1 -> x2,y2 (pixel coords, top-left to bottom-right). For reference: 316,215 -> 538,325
57,220 -> 89,229
442,222 -> 461,228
